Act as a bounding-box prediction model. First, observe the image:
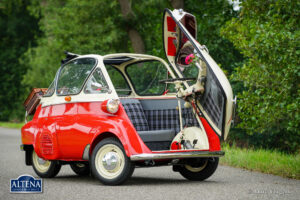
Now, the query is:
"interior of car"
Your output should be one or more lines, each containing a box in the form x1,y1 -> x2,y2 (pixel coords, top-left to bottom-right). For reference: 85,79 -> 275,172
104,56 -> 199,151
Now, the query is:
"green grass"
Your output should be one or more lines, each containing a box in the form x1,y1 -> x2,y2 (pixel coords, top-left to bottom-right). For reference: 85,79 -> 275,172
220,144 -> 300,179
0,122 -> 24,129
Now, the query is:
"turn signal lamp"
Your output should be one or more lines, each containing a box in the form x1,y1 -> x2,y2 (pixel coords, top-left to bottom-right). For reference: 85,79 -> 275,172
65,96 -> 71,102
101,99 -> 120,114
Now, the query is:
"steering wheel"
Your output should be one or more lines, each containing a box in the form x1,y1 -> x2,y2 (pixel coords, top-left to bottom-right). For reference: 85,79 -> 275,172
159,77 -> 196,84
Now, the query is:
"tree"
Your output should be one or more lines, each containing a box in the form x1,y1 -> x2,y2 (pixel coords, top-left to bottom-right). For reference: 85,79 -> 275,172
118,0 -> 145,53
185,0 -> 244,74
23,0 -> 129,89
221,0 -> 300,152
22,0 -> 171,89
0,0 -> 40,121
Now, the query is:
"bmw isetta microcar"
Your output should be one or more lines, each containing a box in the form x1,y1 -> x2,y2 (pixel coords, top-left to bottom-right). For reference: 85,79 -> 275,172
21,9 -> 235,185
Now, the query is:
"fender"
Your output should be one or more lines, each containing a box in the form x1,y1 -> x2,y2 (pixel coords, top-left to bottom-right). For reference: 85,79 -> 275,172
88,105 -> 152,157
200,117 -> 221,151
22,105 -> 60,160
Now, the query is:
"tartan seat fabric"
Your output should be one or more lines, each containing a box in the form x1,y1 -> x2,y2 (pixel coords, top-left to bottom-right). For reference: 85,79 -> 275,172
182,108 -> 199,128
121,98 -> 199,134
144,108 -> 199,133
144,109 -> 180,133
121,99 -> 149,131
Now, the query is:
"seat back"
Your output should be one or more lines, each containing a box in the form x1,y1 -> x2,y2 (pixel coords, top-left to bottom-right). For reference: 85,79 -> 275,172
121,99 -> 149,131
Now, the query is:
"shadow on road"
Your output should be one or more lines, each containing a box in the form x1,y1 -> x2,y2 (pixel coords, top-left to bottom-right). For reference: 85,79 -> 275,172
49,174 -> 219,186
126,177 -> 219,186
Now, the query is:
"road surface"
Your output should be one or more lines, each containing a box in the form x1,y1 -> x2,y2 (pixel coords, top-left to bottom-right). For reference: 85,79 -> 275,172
0,127 -> 299,200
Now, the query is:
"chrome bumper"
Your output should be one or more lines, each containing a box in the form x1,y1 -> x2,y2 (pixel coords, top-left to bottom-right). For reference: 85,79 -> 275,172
130,151 -> 225,161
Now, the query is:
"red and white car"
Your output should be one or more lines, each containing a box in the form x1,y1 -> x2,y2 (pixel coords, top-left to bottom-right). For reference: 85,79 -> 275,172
21,9 -> 235,185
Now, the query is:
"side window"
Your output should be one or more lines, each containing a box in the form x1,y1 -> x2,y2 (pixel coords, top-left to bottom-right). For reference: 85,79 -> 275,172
126,60 -> 169,95
84,68 -> 109,94
44,70 -> 59,97
44,81 -> 55,97
106,65 -> 131,96
57,58 -> 96,95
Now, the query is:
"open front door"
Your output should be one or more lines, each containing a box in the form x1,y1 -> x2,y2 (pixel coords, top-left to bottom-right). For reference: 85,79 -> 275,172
163,9 -> 234,140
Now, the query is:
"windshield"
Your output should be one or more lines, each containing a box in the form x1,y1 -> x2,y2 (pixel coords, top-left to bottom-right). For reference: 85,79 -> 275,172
57,58 -> 96,95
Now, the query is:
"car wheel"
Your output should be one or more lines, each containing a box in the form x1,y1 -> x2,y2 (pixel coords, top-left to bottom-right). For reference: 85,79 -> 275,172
70,162 -> 90,176
91,138 -> 135,185
32,150 -> 61,178
178,157 -> 219,181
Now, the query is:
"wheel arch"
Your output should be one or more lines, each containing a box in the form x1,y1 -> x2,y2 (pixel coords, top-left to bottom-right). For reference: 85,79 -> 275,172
89,132 -> 125,157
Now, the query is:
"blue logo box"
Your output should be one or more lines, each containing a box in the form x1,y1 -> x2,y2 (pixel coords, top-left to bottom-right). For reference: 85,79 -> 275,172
10,174 -> 42,193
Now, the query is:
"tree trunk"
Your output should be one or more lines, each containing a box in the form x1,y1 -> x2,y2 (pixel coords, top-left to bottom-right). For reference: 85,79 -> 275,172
118,0 -> 145,54
170,0 -> 184,9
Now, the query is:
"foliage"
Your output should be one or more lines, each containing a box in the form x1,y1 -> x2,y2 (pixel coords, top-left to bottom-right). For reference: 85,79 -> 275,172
0,121 -> 24,129
0,0 -> 40,121
221,0 -> 300,153
131,0 -> 171,57
221,144 -> 300,179
23,0 -> 241,88
23,0 -> 128,89
185,0 -> 244,74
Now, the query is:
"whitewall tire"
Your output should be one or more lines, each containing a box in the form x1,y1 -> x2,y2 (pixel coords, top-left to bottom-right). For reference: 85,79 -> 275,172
32,150 -> 61,178
91,138 -> 134,185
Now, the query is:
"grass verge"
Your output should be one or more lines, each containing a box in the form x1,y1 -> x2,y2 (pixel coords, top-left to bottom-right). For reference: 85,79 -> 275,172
0,122 -> 24,129
220,144 -> 300,179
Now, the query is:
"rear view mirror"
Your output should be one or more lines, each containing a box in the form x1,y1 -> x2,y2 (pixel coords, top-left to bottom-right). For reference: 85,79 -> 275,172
90,82 -> 112,94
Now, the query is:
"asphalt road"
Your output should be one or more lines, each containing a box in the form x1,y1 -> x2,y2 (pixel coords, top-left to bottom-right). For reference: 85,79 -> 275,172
0,127 -> 299,200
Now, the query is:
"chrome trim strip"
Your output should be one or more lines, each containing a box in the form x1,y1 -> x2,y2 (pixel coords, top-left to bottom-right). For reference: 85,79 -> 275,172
130,151 -> 225,161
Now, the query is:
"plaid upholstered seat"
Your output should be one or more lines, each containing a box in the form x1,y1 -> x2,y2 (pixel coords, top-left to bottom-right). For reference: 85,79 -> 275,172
144,109 -> 179,132
144,108 -> 198,133
121,99 -> 149,131
121,98 -> 199,151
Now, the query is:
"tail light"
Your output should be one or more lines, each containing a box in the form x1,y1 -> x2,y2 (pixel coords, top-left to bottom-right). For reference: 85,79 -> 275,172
101,99 -> 120,114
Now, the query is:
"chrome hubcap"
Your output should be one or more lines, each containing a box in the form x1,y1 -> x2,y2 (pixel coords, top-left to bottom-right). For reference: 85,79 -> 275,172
95,144 -> 125,179
102,152 -> 119,171
185,160 -> 208,172
37,157 -> 46,165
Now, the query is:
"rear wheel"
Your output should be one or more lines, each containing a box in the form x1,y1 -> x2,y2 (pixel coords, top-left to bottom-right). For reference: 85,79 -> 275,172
178,157 -> 219,181
32,151 -> 61,178
70,162 -> 90,176
91,138 -> 135,185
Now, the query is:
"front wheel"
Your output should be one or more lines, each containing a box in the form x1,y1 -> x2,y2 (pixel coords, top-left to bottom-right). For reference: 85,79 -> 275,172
91,138 -> 135,185
178,157 -> 219,181
32,151 -> 61,178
